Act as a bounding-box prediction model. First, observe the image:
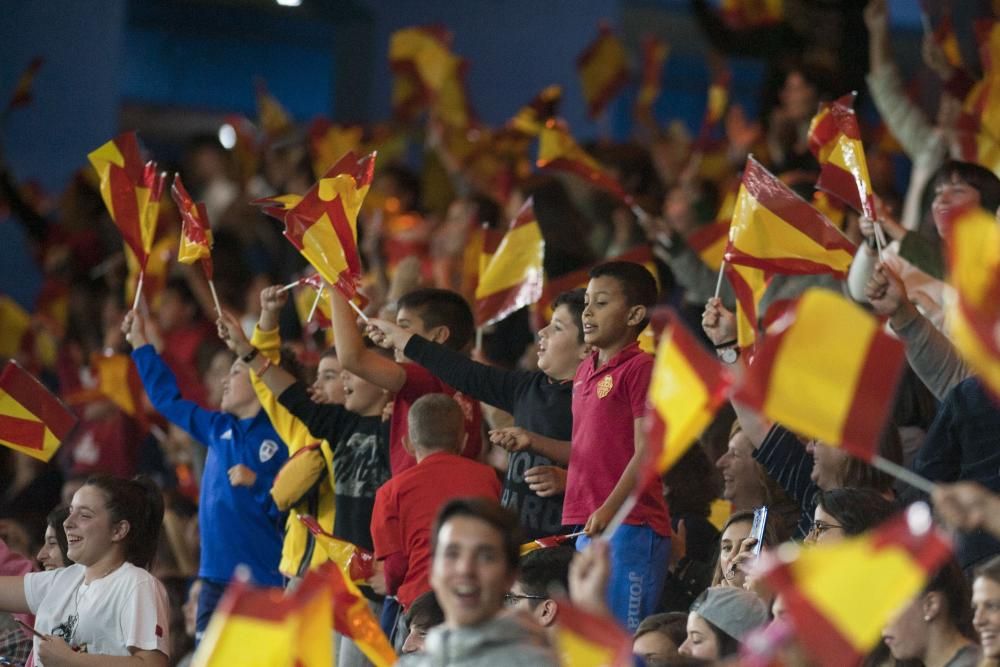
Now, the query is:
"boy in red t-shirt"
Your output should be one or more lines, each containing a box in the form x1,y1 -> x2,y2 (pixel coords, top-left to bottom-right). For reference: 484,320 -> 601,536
370,394 -> 501,643
567,261 -> 671,631
330,288 -> 483,474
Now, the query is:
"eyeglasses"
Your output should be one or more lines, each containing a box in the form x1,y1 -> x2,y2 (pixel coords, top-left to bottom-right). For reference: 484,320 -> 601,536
808,520 -> 844,538
504,592 -> 548,607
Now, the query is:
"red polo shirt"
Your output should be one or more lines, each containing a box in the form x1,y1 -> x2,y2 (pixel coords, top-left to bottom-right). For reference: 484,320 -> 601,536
370,451 -> 501,609
563,342 -> 670,536
388,363 -> 483,475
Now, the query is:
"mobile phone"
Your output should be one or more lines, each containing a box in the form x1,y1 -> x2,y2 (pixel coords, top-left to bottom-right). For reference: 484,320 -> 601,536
748,506 -> 768,558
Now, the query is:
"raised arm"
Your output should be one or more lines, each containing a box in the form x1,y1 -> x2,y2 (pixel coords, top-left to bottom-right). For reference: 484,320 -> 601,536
330,290 -> 406,393
366,319 -> 524,413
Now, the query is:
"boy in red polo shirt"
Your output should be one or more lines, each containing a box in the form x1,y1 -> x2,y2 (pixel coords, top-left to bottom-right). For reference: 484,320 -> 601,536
568,261 -> 671,632
370,393 -> 501,644
330,288 -> 483,475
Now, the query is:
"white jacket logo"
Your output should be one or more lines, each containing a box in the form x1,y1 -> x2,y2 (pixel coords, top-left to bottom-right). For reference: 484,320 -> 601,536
259,440 -> 278,463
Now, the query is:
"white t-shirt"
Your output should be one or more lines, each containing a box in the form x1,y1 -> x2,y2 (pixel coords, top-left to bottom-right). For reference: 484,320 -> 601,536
23,562 -> 170,664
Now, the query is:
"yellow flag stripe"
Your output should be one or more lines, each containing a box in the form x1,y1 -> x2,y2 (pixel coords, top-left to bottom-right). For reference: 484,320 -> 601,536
475,221 -> 544,297
763,290 -> 876,444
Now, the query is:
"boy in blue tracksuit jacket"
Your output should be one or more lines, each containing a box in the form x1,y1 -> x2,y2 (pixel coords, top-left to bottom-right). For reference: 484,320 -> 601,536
123,310 -> 287,641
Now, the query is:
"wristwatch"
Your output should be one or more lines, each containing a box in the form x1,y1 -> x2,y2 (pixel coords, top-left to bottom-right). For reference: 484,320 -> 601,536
241,348 -> 259,364
714,339 -> 739,364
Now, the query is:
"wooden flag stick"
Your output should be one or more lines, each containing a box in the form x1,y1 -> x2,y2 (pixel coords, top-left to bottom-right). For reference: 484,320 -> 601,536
132,270 -> 144,311
207,280 -> 223,318
346,295 -> 369,323
873,221 -> 888,262
871,455 -> 937,495
277,280 -> 299,294
307,287 -> 324,323
599,490 -> 639,540
713,260 -> 727,299
475,327 -> 484,352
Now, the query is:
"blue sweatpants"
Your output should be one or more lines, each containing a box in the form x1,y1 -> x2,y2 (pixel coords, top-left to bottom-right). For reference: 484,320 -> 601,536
577,524 -> 670,632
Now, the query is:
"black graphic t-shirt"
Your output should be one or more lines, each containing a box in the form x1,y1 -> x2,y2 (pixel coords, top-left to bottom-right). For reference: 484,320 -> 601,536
405,335 -> 573,540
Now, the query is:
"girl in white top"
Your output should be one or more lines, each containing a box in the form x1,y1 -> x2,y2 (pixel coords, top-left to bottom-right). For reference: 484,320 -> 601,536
0,475 -> 170,667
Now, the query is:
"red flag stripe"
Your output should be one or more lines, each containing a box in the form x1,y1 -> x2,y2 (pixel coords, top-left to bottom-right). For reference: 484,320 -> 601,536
723,264 -> 762,347
0,363 -> 77,440
0,414 -> 46,450
687,220 -> 730,253
723,248 -> 853,278
476,283 -> 534,327
818,163 -> 873,220
839,331 -> 907,461
743,158 -> 856,255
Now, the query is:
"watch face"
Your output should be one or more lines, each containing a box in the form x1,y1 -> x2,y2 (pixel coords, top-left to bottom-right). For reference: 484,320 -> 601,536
719,346 -> 739,364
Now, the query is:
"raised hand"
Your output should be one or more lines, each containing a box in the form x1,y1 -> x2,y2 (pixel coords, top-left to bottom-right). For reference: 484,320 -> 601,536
217,310 -> 253,357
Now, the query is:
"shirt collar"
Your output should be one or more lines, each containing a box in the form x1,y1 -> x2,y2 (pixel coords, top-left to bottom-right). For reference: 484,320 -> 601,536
587,341 -> 643,374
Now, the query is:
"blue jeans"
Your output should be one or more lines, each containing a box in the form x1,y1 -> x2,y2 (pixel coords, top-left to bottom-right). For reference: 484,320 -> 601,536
577,525 -> 670,632
194,578 -> 228,646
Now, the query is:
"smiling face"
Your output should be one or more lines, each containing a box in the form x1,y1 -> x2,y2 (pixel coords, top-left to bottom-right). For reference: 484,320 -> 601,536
220,359 -> 258,418
716,431 -> 761,508
973,576 -> 1000,658
932,174 -> 981,236
342,370 -> 386,416
312,356 -> 345,405
430,515 -> 515,629
537,304 -> 588,380
679,612 -> 721,660
36,525 -> 67,570
64,485 -> 124,568
582,276 -> 642,353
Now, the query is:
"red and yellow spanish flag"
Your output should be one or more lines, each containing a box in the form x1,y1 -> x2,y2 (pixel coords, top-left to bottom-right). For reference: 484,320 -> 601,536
432,56 -> 476,131
327,563 -> 397,667
720,0 -> 784,29
193,569 -> 333,667
389,25 -> 459,122
6,56 -> 43,111
725,156 -> 856,277
299,515 -> 375,583
920,0 -> 963,68
308,119 -> 363,180
725,262 -> 768,349
0,360 -> 76,462
702,66 -> 731,130
255,80 -> 294,140
92,353 -> 147,419
520,533 -> 577,556
577,24 -> 629,119
734,289 -> 906,459
507,85 -> 563,137
537,119 -> 632,206
475,198 -> 545,327
759,504 -> 952,667
88,132 -> 167,271
944,206 -> 1000,398
644,311 -> 732,475
635,37 -> 669,124
255,151 -> 376,304
171,175 -> 214,280
687,216 -> 732,272
553,600 -> 633,667
808,93 -> 877,220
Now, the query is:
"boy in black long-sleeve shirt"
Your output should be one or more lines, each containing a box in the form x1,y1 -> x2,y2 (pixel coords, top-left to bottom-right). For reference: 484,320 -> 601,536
366,289 -> 589,540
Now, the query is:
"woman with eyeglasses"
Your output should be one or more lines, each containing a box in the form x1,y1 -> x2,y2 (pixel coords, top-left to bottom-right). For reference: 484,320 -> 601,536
805,487 -> 897,545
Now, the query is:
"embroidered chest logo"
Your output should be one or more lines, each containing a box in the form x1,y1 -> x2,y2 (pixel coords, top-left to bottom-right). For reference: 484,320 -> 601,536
596,374 -> 614,398
259,439 -> 278,463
